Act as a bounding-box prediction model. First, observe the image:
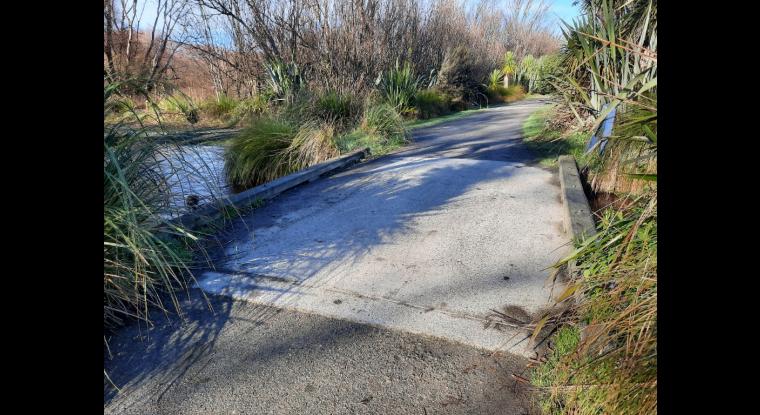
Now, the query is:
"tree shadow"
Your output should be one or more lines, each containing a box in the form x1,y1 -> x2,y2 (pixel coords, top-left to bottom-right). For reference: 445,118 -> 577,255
104,290 -> 235,404
105,297 -> 536,414
197,143 -> 566,330
105,99 -> 564,411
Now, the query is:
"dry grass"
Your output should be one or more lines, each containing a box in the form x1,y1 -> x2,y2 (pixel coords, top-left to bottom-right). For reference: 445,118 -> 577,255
529,194 -> 657,414
287,122 -> 341,167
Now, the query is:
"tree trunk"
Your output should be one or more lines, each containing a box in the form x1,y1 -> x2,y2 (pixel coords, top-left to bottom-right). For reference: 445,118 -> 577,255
104,0 -> 117,80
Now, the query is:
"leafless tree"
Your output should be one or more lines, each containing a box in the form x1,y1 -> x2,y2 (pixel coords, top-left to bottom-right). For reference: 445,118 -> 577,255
106,0 -> 559,99
104,0 -> 192,90
502,0 -> 559,59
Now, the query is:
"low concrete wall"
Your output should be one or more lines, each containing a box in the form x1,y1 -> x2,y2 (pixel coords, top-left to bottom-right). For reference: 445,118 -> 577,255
557,155 -> 597,340
558,155 -> 596,240
169,147 -> 370,231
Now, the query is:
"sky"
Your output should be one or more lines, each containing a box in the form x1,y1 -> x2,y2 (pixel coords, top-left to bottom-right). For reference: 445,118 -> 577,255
136,0 -> 583,38
550,0 -> 583,25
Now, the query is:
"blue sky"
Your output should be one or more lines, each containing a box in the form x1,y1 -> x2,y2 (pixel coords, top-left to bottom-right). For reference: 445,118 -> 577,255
137,0 -> 582,37
549,0 -> 583,26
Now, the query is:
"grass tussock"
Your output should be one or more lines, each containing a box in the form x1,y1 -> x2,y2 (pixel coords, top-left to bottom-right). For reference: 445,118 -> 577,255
335,103 -> 409,156
200,94 -> 239,118
487,84 -> 526,104
532,194 -> 657,415
225,93 -> 410,192
310,90 -> 361,129
104,79 -> 214,332
360,103 -> 408,144
414,89 -> 451,119
287,121 -> 341,167
104,134 -> 195,329
224,116 -> 299,190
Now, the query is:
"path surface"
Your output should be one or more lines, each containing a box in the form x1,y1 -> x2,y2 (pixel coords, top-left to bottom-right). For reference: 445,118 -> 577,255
197,97 -> 569,354
104,98 -> 568,414
105,293 -> 535,414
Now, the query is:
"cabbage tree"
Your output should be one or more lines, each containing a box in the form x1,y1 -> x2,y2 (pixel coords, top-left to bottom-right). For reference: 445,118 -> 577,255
502,51 -> 517,87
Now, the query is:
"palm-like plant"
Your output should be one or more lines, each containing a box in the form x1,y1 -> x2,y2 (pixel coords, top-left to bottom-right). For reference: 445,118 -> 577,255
265,59 -> 305,101
501,51 -> 517,87
518,54 -> 537,91
487,69 -> 504,89
374,59 -> 421,113
560,0 -> 656,121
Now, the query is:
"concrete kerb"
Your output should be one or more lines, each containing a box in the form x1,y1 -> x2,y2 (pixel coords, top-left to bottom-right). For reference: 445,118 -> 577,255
557,155 -> 597,341
168,147 -> 370,232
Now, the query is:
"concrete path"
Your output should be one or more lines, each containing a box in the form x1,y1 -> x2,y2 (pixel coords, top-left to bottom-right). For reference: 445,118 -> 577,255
104,293 -> 536,414
197,98 -> 570,356
104,98 -> 566,414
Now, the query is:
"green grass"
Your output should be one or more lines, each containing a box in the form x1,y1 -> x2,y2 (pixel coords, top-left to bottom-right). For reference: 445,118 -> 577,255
414,89 -> 450,119
225,116 -> 300,190
530,325 -> 582,414
200,94 -> 238,118
336,102 -> 410,157
522,107 -> 588,167
532,194 -> 657,415
529,325 -> 617,415
155,94 -> 200,124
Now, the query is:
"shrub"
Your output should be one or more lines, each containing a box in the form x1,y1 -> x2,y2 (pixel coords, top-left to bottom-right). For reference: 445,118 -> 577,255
414,89 -> 450,119
157,94 -> 200,124
230,94 -> 270,123
486,85 -> 509,103
201,94 -> 239,119
487,84 -> 525,103
311,90 -> 360,128
436,46 -> 489,106
375,59 -> 420,113
225,116 -> 299,190
506,85 -> 525,101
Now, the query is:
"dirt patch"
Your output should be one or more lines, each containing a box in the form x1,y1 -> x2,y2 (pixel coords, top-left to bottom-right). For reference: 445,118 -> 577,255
589,192 -> 635,217
579,168 -> 634,220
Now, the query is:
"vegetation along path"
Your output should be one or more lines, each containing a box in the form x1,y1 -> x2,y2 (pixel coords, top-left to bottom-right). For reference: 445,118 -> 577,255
105,97 -> 570,414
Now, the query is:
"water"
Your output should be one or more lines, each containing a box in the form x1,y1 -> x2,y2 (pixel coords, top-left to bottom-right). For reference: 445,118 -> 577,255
153,144 -> 232,218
